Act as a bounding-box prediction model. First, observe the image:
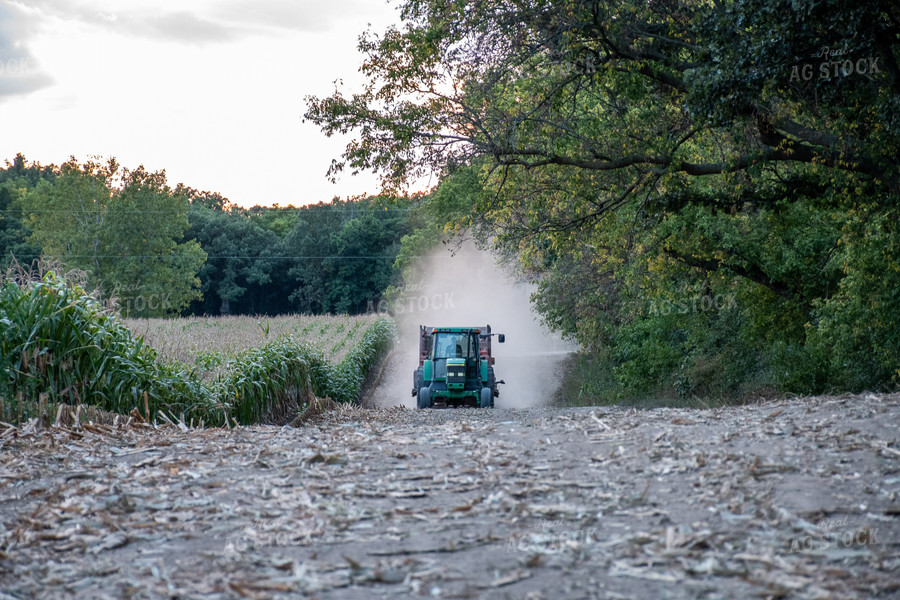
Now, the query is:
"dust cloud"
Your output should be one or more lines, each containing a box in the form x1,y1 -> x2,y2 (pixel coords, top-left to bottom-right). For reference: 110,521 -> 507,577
366,239 -> 576,408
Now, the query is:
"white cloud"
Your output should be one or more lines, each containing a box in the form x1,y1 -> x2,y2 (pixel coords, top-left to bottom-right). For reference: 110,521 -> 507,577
9,0 -> 393,45
0,1 -> 54,100
112,10 -> 240,44
212,0 -> 386,34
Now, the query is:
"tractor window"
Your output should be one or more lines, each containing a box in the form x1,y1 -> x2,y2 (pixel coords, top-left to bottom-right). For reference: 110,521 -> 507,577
433,333 -> 474,359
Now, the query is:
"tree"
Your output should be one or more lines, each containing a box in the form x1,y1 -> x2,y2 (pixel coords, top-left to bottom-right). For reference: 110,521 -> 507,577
0,154 -> 52,267
306,0 -> 897,196
17,158 -> 206,317
326,207 -> 408,313
282,198 -> 411,314
176,184 -> 231,211
246,204 -> 300,239
185,203 -> 286,315
307,0 -> 900,394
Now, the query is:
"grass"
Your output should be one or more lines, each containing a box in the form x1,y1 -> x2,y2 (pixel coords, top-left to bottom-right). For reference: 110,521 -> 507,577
555,351 -> 778,409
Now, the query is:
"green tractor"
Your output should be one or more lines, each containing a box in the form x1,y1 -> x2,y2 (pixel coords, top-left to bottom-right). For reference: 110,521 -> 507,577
412,325 -> 505,408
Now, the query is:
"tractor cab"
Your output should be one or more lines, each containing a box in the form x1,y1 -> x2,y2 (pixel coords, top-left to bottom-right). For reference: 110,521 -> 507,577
413,325 -> 505,408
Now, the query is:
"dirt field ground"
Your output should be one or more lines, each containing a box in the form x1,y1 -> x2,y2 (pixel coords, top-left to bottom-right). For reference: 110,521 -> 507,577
1,393 -> 899,599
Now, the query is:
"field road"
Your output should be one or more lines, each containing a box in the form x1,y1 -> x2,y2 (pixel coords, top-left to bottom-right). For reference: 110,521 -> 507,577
1,393 -> 899,599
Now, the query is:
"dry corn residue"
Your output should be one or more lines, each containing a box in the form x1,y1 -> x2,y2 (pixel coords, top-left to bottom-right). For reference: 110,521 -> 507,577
1,393 -> 899,599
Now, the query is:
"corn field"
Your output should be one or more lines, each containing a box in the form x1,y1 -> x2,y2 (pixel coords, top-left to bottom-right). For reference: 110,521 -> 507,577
125,313 -> 380,380
0,267 -> 395,427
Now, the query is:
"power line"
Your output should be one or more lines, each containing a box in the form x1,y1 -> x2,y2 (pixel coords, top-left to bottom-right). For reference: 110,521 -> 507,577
0,207 -> 414,214
9,253 -> 483,260
31,255 -> 397,260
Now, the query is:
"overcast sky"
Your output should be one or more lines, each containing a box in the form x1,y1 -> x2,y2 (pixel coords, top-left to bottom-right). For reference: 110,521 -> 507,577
0,0 -> 404,207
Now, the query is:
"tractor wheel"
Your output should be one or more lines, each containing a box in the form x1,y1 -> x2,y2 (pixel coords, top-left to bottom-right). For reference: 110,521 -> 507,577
413,367 -> 424,392
417,386 -> 432,409
480,387 -> 493,408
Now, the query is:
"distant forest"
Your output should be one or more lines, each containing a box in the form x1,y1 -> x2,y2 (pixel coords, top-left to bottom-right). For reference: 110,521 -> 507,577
0,154 -> 412,317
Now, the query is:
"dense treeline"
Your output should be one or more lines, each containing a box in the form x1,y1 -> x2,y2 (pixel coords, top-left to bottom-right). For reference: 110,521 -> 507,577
307,0 -> 900,398
184,196 -> 410,316
0,154 -> 46,267
0,154 -> 412,317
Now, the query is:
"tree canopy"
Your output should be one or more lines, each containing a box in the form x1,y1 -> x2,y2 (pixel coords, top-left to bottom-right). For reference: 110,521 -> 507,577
307,0 -> 900,396
16,158 -> 206,317
184,198 -> 410,316
0,154 -> 48,266
306,0 -> 898,196
1,156 -> 414,319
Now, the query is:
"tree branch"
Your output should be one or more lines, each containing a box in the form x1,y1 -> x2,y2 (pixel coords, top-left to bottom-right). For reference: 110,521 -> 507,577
664,249 -> 792,298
